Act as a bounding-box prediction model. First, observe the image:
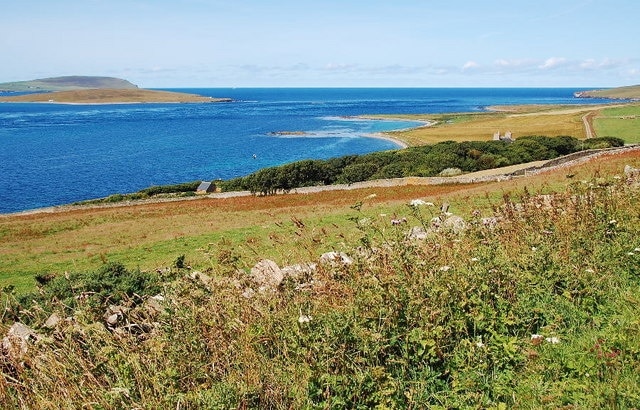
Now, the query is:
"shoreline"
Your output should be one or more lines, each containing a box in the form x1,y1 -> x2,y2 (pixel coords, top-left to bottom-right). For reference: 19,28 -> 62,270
5,145 -> 637,218
366,132 -> 409,149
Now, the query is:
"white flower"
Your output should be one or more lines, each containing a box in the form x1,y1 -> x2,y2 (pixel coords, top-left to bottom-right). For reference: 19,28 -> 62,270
439,265 -> 451,272
531,334 -> 544,341
470,257 -> 480,262
628,252 -> 635,256
475,341 -> 485,348
298,314 -> 312,324
531,247 -> 537,252
634,248 -> 640,252
609,219 -> 617,225
545,337 -> 560,344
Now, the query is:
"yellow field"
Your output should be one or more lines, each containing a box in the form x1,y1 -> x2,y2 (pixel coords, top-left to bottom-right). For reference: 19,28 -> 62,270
379,104 -> 625,146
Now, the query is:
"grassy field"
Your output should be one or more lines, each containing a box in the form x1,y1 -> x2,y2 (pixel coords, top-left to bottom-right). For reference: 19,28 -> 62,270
2,149 -> 639,294
379,107 -> 589,146
594,103 -> 640,143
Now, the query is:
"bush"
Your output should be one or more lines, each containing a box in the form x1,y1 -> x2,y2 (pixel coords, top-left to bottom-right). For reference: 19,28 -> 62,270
221,136 -> 584,194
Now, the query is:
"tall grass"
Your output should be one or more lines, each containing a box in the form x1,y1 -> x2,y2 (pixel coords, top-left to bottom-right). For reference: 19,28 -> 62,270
1,169 -> 639,408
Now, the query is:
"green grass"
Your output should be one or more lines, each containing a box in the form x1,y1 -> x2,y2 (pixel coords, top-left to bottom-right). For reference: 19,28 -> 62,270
595,104 -> 640,143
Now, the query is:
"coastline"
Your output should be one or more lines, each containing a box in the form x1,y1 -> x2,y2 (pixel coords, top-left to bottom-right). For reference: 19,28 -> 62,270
0,89 -> 231,104
366,132 -> 409,149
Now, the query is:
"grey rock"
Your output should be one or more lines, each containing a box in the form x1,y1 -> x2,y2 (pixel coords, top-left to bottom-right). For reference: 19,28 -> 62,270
250,259 -> 285,291
2,322 -> 40,360
319,252 -> 353,266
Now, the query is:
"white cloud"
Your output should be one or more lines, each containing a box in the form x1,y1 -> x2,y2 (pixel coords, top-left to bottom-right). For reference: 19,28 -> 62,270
539,57 -> 567,69
463,61 -> 479,70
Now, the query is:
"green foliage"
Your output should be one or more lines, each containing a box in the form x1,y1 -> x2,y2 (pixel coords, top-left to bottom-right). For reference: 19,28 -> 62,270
221,136 -> 614,194
582,136 -> 625,149
14,262 -> 164,319
73,181 -> 201,205
138,181 -> 201,196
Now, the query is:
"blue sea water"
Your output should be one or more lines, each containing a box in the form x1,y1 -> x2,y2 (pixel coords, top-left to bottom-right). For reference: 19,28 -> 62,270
0,88 -> 613,213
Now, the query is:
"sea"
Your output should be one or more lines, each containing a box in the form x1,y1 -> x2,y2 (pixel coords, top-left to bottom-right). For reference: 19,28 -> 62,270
0,88 -> 614,214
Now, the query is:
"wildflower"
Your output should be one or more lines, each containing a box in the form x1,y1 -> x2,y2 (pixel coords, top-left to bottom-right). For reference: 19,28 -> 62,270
475,340 -> 485,348
634,248 -> 640,252
439,265 -> 451,272
609,219 -> 617,225
546,337 -> 560,344
298,314 -> 312,324
470,257 -> 479,262
531,247 -> 537,252
531,334 -> 544,345
628,252 -> 635,256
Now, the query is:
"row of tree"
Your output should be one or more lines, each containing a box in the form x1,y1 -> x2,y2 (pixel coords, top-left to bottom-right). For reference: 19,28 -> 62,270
218,136 -> 624,195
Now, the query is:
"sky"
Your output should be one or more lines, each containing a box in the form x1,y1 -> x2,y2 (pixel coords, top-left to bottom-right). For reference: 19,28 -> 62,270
1,0 -> 639,88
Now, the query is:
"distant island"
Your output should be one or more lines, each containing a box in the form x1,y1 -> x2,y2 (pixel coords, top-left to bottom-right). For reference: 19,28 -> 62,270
574,84 -> 640,100
0,75 -> 231,104
0,75 -> 139,92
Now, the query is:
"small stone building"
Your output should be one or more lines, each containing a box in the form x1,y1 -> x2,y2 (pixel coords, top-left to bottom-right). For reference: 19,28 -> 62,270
196,181 -> 216,194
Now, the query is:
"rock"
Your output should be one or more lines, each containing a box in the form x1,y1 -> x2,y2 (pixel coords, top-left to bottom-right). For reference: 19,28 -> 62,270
104,305 -> 129,327
2,322 -> 40,361
250,259 -> 285,291
44,313 -> 61,329
106,314 -> 120,326
624,164 -> 640,186
319,252 -> 354,266
144,295 -> 165,316
407,226 -> 429,240
189,270 -> 212,286
442,215 -> 467,234
281,262 -> 317,281
481,217 -> 500,229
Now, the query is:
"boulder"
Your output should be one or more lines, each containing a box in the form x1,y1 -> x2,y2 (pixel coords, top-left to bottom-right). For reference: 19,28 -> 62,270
2,322 -> 40,361
250,259 -> 285,291
281,262 -> 317,281
319,252 -> 354,266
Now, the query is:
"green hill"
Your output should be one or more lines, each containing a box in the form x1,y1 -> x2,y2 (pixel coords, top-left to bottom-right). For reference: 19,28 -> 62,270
575,84 -> 640,99
0,75 -> 138,92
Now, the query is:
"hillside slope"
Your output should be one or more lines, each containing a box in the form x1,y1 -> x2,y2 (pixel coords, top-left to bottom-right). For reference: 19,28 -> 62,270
575,84 -> 640,99
0,76 -> 138,92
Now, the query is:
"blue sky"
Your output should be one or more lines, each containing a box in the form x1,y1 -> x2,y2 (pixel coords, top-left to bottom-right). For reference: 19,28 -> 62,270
1,0 -> 638,88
